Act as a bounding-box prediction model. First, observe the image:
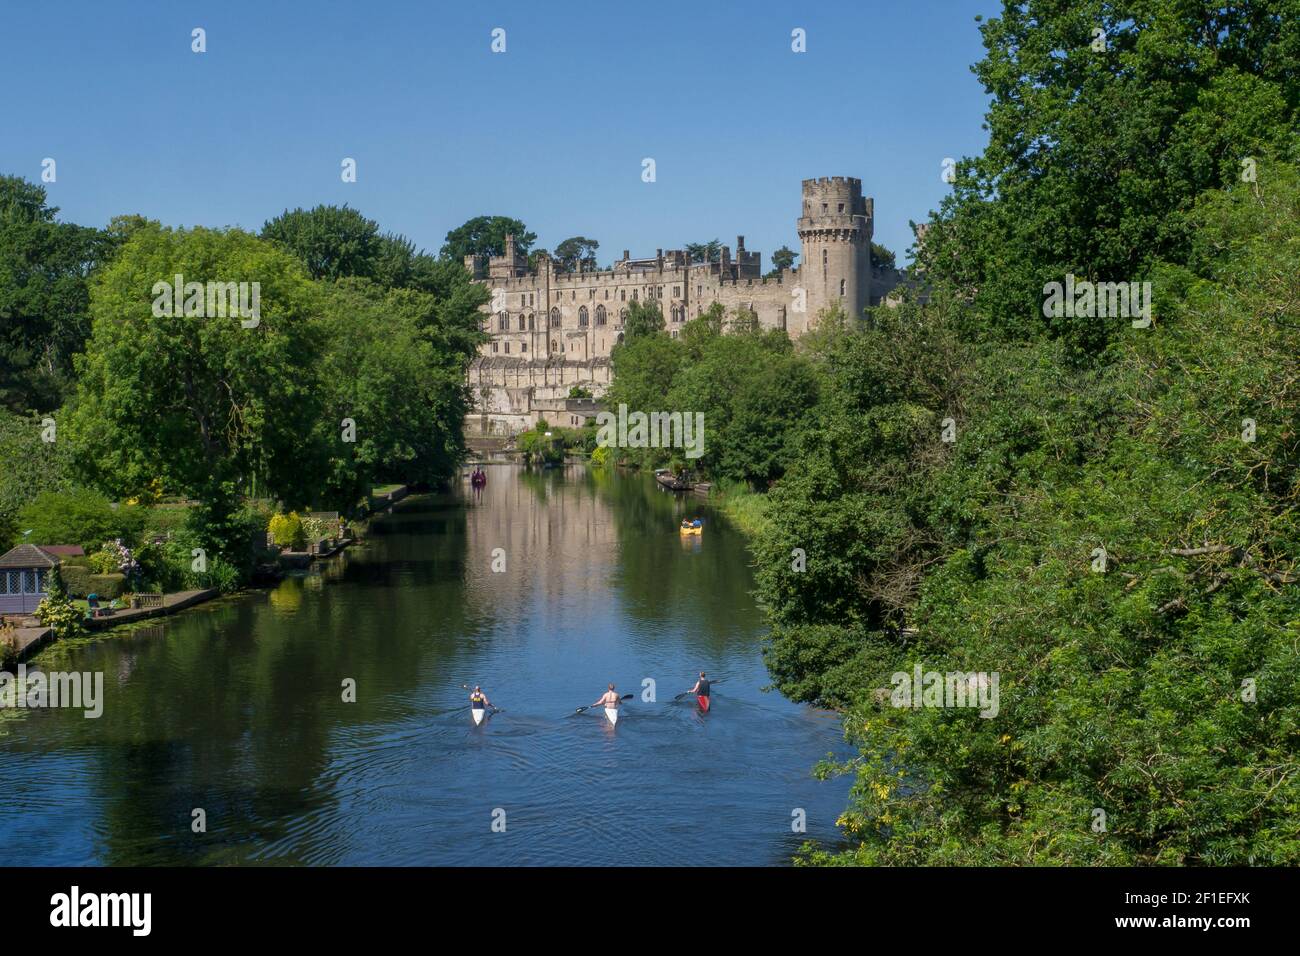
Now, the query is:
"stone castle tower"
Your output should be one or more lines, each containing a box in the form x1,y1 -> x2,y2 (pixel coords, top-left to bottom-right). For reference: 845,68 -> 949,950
466,175 -> 898,437
797,176 -> 872,320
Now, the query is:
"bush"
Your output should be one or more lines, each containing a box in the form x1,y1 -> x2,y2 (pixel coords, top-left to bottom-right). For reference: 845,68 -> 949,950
86,574 -> 126,599
87,548 -> 118,575
17,488 -> 145,552
59,564 -> 94,598
267,511 -> 306,550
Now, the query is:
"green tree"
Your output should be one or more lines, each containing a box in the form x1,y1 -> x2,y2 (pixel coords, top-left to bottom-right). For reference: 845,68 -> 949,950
622,300 -> 665,339
68,226 -> 325,516
261,205 -> 382,281
870,242 -> 895,271
684,240 -> 721,264
767,245 -> 798,277
919,0 -> 1300,357
0,176 -> 113,412
440,216 -> 536,261
553,236 -> 600,272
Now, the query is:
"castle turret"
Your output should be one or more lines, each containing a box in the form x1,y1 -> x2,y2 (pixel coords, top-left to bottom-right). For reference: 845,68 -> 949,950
797,176 -> 871,324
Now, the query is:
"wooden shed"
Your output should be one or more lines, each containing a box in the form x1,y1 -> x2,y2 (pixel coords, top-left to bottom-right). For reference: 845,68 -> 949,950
0,544 -> 61,615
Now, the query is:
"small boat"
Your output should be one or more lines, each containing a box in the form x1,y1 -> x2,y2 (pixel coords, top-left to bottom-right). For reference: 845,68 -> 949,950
655,469 -> 690,491
697,695 -> 710,712
471,706 -> 487,725
679,519 -> 703,536
604,706 -> 619,726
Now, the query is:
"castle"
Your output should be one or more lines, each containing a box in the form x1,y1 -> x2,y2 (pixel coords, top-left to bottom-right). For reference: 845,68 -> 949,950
466,176 -> 899,436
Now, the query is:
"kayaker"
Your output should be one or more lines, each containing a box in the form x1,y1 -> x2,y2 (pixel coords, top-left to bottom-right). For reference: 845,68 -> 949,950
469,685 -> 492,711
592,683 -> 620,712
689,672 -> 711,699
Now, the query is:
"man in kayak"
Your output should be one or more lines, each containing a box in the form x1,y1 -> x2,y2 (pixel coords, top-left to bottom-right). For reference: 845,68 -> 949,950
592,683 -> 620,712
688,672 -> 712,710
469,685 -> 492,711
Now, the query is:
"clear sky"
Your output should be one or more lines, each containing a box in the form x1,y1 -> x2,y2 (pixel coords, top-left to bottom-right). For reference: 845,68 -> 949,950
1,0 -> 999,267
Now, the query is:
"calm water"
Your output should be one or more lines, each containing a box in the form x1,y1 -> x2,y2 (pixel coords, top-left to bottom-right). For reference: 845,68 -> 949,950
0,467 -> 851,866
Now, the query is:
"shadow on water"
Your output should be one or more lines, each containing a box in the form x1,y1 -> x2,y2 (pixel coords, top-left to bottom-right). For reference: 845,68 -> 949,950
0,466 -> 852,866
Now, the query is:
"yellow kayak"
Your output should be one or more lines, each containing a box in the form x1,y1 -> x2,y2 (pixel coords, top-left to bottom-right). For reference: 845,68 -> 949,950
679,524 -> 702,536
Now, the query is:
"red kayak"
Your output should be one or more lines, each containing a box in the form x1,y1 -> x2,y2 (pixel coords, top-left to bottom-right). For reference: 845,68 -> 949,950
697,695 -> 710,712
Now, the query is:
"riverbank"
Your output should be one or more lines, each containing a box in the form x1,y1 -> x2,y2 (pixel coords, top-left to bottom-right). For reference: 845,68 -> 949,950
707,480 -> 772,539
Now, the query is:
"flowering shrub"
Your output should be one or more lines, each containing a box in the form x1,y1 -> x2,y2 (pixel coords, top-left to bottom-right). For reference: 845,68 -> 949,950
267,512 -> 305,550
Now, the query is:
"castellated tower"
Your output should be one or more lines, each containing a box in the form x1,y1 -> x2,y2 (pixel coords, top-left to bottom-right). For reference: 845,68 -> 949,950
797,177 -> 872,322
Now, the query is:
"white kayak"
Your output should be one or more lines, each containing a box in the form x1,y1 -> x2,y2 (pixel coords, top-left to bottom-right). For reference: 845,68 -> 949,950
472,707 -> 487,725
604,706 -> 619,726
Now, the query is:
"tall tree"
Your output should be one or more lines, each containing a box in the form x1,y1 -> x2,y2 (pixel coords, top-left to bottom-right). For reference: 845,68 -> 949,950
261,205 -> 382,281
921,0 -> 1300,356
0,176 -> 111,413
69,226 -> 325,514
440,216 -> 536,261
553,236 -> 600,272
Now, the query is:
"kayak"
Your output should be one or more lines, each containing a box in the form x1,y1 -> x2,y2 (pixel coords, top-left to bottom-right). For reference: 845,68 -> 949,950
471,706 -> 487,725
697,695 -> 710,712
679,525 -> 702,536
604,706 -> 619,726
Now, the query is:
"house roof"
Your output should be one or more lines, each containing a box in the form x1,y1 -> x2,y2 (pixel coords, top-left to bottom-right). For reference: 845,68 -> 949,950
0,544 -> 61,569
33,545 -> 84,557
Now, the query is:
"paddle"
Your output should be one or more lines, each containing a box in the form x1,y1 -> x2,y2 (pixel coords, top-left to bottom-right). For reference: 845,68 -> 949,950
674,679 -> 724,701
572,694 -> 633,715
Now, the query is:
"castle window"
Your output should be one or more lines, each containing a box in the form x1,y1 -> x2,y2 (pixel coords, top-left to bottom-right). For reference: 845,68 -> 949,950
632,290 -> 638,301
504,342 -> 509,354
550,339 -> 557,351
838,203 -> 844,213
697,285 -> 701,296
590,289 -> 595,299
521,342 -> 527,352
527,313 -> 535,330
550,307 -> 560,328
822,203 -> 828,213
840,279 -> 846,296
616,332 -> 624,344
498,312 -> 509,331
571,291 -> 576,301
492,342 -> 498,353
620,289 -> 626,301
518,315 -> 525,331
595,305 -> 606,326
673,286 -> 680,297
604,289 -> 609,299
822,250 -> 828,265
520,294 -> 526,308
579,306 -> 589,327
619,309 -> 627,325
529,293 -> 534,306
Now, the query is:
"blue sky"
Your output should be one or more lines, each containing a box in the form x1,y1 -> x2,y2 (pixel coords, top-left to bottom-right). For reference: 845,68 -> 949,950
1,0 -> 999,267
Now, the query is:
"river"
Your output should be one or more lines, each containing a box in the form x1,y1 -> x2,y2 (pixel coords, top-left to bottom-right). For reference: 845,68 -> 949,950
0,466 -> 852,866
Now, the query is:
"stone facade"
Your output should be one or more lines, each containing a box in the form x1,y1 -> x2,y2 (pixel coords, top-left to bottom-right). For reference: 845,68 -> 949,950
466,176 -> 897,436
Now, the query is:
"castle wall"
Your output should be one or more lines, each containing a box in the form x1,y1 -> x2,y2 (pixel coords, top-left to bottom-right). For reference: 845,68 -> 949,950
465,176 -> 880,436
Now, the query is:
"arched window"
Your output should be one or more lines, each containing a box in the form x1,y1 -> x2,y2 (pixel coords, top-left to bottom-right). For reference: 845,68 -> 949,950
595,305 -> 606,326
839,279 -> 846,296
498,312 -> 508,331
527,313 -> 535,330
550,339 -> 558,352
518,315 -> 525,331
579,306 -> 589,327
550,307 -> 560,328
619,308 -> 627,325
616,332 -> 624,344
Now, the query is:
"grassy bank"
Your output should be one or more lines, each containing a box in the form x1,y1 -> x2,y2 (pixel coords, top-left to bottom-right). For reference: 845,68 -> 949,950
709,479 -> 771,539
